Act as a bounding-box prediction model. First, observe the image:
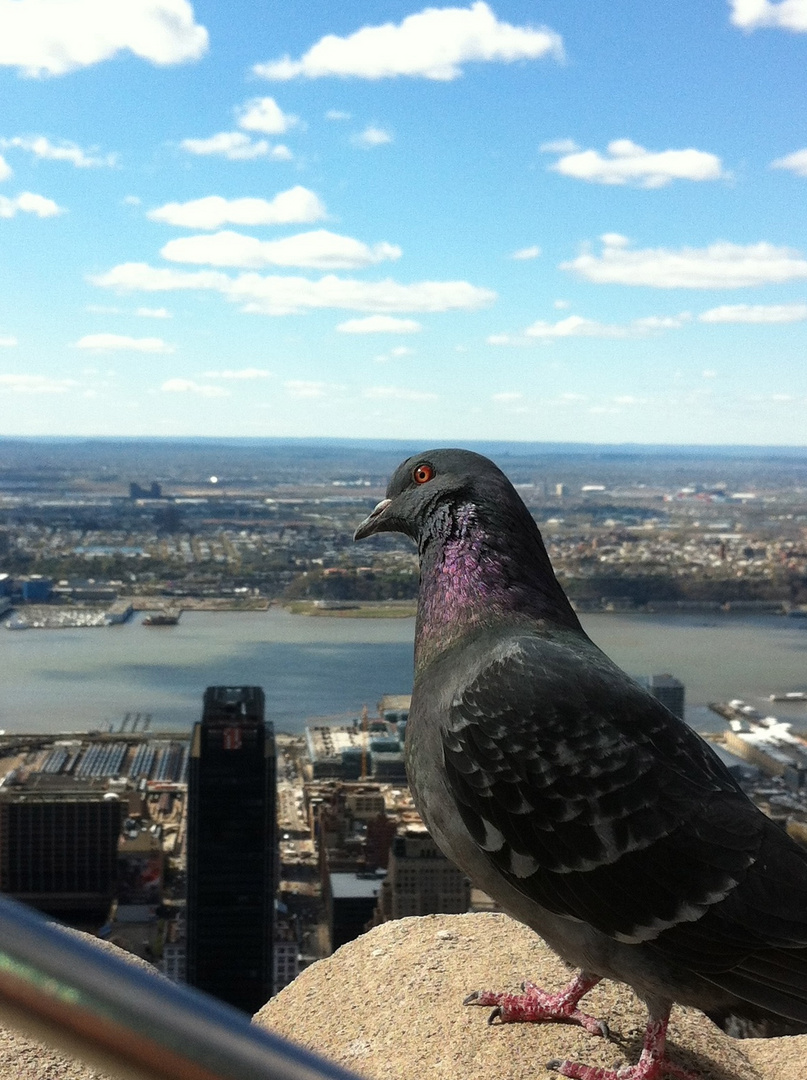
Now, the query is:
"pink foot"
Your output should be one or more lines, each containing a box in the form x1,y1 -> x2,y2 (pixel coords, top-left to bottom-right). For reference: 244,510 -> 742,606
547,1017 -> 700,1080
464,973 -> 608,1037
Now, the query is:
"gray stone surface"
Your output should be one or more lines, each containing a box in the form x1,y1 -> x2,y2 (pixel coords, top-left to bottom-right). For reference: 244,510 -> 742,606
2,916 -> 805,1080
256,913 -> 807,1080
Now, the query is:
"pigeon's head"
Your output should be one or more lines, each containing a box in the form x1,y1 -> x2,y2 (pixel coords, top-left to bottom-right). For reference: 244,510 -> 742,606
353,448 -> 527,545
355,448 -> 582,637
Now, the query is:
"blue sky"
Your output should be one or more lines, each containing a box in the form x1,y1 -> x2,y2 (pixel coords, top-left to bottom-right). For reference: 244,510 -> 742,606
1,0 -> 806,444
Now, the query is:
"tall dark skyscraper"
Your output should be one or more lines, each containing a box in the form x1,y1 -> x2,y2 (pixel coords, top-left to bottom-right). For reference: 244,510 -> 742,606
186,686 -> 276,1013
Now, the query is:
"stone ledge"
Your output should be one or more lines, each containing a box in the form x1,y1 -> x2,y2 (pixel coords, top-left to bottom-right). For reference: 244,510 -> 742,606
256,912 -> 807,1080
1,915 -> 803,1080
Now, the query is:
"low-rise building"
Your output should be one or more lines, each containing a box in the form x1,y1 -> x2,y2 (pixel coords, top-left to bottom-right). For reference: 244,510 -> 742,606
375,828 -> 470,922
326,870 -> 385,951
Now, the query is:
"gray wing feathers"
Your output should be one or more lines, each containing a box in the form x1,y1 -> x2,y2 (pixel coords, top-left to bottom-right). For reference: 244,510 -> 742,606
441,635 -> 807,1020
443,637 -> 763,943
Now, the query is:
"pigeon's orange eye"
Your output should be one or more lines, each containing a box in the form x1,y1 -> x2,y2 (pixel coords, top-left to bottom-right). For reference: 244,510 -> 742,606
413,463 -> 434,484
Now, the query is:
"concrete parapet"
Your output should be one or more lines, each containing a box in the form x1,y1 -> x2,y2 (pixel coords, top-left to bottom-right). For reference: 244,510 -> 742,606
0,914 -> 804,1079
257,912 -> 805,1080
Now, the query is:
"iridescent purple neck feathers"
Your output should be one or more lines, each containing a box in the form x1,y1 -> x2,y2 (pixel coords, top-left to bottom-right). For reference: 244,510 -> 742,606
414,501 -> 580,671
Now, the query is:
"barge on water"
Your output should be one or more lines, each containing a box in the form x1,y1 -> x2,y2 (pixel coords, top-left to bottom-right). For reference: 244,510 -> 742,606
142,610 -> 181,627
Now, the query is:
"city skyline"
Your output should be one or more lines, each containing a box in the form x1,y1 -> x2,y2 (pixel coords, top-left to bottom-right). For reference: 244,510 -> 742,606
1,0 -> 806,443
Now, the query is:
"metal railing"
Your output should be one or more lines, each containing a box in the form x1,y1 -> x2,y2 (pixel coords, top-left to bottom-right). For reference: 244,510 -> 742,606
0,893 -> 364,1080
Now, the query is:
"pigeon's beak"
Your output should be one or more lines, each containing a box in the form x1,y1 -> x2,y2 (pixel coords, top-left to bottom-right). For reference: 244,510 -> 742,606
354,498 -> 393,541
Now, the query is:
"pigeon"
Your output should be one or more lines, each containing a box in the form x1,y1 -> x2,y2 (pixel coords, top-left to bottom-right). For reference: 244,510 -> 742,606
354,448 -> 807,1080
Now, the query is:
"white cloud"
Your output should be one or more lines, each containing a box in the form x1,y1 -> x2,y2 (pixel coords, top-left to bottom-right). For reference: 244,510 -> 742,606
771,148 -> 807,176
160,229 -> 401,270
525,313 -> 689,338
511,245 -> 541,260
180,131 -> 274,161
92,262 -> 497,316
0,135 -> 116,167
202,368 -> 271,379
492,391 -> 523,403
489,311 -> 690,343
539,138 -> 578,154
363,385 -> 438,402
284,380 -> 330,398
0,373 -> 75,392
730,0 -> 807,32
75,333 -> 174,353
92,264 -> 230,291
634,314 -> 692,330
231,274 -> 496,316
237,96 -> 298,135
699,302 -> 807,323
136,306 -> 171,318
0,0 -> 208,77
562,235 -> 807,288
600,232 -> 631,248
375,344 -> 415,362
0,335 -> 18,346
0,154 -> 12,180
161,378 -> 228,397
326,109 -> 351,121
353,125 -> 393,148
336,315 -> 421,333
546,139 -> 727,188
254,2 -> 563,81
0,191 -> 62,217
179,96 -> 297,164
148,186 -> 327,229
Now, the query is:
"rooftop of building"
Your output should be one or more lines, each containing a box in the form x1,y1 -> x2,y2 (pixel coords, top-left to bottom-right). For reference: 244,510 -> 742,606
709,743 -> 762,773
378,694 -> 411,713
329,871 -> 386,900
305,725 -> 363,762
0,786 -> 123,804
642,673 -> 684,688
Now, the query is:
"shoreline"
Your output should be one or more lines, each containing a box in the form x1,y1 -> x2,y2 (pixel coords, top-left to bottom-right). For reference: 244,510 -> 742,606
284,600 -> 417,618
5,596 -> 799,628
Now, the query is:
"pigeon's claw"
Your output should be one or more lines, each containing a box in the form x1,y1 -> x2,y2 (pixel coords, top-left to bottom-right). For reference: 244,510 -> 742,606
464,989 -> 502,1007
464,973 -> 608,1036
593,1018 -> 610,1039
547,1055 -> 698,1080
547,1016 -> 699,1080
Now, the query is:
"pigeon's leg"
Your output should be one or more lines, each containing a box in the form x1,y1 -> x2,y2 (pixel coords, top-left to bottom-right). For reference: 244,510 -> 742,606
547,1007 -> 699,1080
465,971 -> 608,1036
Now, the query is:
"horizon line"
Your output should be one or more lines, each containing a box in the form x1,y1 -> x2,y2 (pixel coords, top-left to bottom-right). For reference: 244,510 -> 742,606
1,434 -> 807,455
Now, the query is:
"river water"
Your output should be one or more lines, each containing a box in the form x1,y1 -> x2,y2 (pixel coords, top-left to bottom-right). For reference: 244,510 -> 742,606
0,608 -> 805,736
